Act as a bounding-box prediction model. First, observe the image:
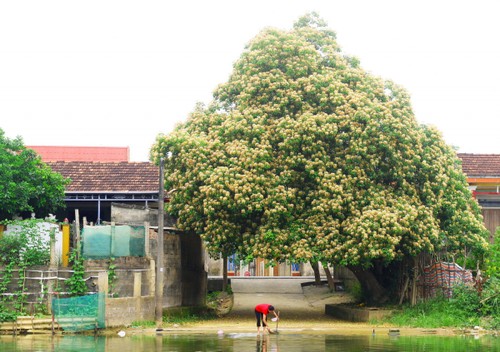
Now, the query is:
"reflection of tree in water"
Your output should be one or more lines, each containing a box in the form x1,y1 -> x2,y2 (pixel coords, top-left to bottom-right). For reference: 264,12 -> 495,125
325,335 -> 371,352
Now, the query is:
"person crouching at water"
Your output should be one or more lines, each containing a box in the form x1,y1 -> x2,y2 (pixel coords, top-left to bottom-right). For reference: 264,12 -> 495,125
254,304 -> 278,334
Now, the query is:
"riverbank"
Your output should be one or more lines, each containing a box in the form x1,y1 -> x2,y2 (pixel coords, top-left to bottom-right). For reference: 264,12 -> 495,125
120,315 -> 472,337
113,283 -> 490,337
1,283 -> 492,337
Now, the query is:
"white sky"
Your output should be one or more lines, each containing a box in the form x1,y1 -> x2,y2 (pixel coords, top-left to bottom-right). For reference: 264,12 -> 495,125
1,0 -> 499,162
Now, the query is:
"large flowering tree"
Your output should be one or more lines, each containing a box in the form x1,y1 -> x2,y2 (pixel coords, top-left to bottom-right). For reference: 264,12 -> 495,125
151,13 -> 489,303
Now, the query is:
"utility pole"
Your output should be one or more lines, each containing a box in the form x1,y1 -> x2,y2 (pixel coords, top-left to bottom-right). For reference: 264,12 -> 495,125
155,157 -> 165,328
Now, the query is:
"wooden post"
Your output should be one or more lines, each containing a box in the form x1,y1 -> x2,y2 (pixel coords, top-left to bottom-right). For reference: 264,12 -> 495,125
149,259 -> 156,297
134,272 -> 142,297
97,272 -> 108,328
98,271 -> 109,296
47,227 -> 58,313
144,221 -> 150,257
110,222 -> 115,257
134,272 -> 142,321
155,157 -> 165,328
74,209 -> 81,258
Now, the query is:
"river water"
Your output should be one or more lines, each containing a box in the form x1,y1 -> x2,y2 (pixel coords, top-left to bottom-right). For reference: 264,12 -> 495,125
1,332 -> 500,351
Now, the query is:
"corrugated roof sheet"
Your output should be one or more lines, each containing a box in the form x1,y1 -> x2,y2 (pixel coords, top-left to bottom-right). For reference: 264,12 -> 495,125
28,146 -> 129,162
457,153 -> 500,178
46,161 -> 159,193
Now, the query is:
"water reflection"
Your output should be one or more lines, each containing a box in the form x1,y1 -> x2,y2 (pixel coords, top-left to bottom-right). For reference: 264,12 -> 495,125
255,334 -> 279,352
1,332 -> 500,352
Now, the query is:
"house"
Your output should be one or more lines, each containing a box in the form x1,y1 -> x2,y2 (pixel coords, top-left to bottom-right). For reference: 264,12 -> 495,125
458,153 -> 500,241
28,146 -> 159,224
47,161 -> 159,224
26,146 -> 206,314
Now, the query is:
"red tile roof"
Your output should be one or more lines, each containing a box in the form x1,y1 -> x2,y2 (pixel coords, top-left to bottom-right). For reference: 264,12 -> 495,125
458,153 -> 500,178
45,155 -> 498,194
29,146 -> 129,162
46,161 -> 159,193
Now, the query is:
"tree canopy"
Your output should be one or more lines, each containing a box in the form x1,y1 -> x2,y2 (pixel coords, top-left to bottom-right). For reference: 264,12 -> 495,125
0,128 -> 68,220
151,13 -> 488,300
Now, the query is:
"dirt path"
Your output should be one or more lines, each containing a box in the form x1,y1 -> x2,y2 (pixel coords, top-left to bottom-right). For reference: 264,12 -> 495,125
229,285 -> 355,319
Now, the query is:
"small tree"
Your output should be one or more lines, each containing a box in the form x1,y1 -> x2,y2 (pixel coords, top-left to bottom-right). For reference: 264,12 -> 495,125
0,128 -> 68,220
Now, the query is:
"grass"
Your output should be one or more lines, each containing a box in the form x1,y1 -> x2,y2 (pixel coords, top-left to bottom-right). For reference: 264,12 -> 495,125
384,296 -> 481,328
163,312 -> 217,325
130,302 -> 220,328
130,320 -> 157,328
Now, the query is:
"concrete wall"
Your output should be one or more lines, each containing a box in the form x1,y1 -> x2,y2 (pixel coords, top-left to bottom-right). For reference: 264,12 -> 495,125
180,232 -> 207,306
147,228 -> 182,307
106,296 -> 155,327
95,271 -> 155,327
86,228 -> 201,309
84,257 -> 154,297
325,304 -> 392,322
0,266 -> 73,312
163,232 -> 182,307
111,203 -> 176,227
150,229 -> 207,307
112,203 -> 207,307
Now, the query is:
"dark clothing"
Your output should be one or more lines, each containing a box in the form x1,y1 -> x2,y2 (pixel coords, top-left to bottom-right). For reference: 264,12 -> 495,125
254,303 -> 273,327
255,310 -> 267,327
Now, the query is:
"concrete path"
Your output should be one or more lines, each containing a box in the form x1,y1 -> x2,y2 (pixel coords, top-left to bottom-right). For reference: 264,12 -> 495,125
228,277 -> 354,319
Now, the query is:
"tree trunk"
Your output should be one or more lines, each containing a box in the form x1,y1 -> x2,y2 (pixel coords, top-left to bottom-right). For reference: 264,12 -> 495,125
323,265 -> 335,292
411,260 -> 418,306
347,265 -> 389,305
222,254 -> 228,292
399,276 -> 410,305
310,261 -> 322,285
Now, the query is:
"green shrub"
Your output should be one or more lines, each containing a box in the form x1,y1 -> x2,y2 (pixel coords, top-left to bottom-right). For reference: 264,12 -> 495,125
0,219 -> 54,320
484,227 -> 500,278
65,249 -> 87,296
0,307 -> 17,322
388,286 -> 482,328
450,284 -> 480,316
480,277 -> 500,319
0,219 -> 51,266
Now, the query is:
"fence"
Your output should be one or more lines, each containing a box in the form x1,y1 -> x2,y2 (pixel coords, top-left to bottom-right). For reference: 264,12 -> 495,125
422,261 -> 473,298
82,225 -> 146,259
52,293 -> 105,331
